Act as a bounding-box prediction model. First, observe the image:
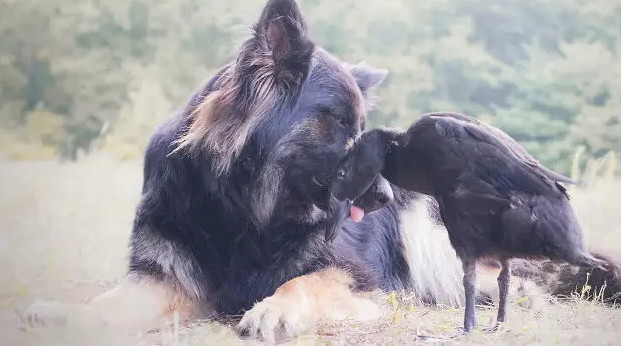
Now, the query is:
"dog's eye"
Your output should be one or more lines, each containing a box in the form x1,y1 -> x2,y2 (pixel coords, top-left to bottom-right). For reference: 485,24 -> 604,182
337,169 -> 346,179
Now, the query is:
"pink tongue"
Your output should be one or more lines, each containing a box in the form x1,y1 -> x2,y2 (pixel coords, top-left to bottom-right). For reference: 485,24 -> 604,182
349,205 -> 365,222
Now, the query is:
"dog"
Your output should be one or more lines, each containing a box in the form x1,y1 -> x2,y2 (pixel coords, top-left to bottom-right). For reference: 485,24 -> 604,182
24,0 -> 621,343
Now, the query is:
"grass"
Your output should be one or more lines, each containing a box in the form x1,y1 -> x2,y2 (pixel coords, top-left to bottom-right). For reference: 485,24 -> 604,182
0,155 -> 620,346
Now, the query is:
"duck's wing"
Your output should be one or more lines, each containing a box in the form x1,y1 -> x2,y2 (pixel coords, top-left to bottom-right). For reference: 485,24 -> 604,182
424,112 -> 572,184
431,114 -> 573,197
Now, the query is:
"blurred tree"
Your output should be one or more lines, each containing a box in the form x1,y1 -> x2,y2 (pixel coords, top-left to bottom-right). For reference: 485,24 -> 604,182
0,0 -> 618,173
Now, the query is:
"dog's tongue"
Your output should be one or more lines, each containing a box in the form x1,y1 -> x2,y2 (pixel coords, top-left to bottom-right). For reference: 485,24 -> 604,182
349,205 -> 365,222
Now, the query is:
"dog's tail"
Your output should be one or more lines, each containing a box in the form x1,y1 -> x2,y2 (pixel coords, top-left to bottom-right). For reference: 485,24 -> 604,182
553,250 -> 621,305
571,252 -> 610,272
512,250 -> 621,306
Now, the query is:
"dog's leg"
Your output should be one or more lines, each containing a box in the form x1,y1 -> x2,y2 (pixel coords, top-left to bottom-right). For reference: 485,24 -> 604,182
235,267 -> 382,343
24,276 -> 193,334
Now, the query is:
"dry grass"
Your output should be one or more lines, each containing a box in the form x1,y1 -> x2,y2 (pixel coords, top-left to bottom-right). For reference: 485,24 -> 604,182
1,156 -> 620,346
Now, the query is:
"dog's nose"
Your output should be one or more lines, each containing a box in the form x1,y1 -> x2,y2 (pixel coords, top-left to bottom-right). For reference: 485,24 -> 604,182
377,192 -> 392,205
375,176 -> 394,205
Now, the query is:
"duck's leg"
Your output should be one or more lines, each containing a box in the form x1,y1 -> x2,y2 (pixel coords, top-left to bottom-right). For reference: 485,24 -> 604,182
462,258 -> 478,332
496,258 -> 511,325
482,257 -> 512,333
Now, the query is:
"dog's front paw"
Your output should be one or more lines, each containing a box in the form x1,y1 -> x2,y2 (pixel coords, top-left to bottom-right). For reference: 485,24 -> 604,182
21,300 -> 107,331
235,297 -> 310,343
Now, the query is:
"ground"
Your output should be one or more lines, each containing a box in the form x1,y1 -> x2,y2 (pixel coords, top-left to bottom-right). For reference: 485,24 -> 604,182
0,156 -> 620,346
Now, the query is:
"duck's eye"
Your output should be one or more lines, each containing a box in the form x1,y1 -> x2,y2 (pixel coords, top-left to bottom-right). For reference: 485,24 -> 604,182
337,169 -> 346,179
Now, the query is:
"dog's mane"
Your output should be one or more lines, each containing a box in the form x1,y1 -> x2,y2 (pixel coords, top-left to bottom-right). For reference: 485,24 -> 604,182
171,16 -> 315,176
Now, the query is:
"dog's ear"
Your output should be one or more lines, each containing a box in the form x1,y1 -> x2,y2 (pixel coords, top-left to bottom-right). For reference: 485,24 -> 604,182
251,0 -> 314,87
345,62 -> 389,111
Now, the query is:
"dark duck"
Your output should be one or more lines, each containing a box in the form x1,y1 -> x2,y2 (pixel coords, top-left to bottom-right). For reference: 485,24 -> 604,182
325,111 -> 607,332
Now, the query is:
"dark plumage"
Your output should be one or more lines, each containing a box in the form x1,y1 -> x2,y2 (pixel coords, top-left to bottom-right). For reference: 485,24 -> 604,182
327,111 -> 608,332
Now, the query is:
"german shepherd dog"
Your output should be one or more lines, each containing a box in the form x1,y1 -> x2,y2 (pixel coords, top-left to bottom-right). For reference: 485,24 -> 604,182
24,0 -> 620,342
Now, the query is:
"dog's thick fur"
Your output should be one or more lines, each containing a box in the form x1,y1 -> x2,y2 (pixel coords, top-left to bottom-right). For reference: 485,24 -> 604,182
25,0 -> 620,342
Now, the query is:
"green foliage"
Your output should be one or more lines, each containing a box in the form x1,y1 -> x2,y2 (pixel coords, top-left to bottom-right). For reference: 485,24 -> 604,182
0,110 -> 63,160
0,0 -> 619,174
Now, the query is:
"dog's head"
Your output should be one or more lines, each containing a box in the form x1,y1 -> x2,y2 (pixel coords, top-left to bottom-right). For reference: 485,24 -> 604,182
174,0 -> 389,227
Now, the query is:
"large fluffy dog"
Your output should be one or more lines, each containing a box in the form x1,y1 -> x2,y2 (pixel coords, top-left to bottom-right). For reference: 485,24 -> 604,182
25,0 -> 620,342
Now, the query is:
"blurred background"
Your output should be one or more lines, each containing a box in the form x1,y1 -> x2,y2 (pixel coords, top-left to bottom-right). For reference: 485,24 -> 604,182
0,0 -> 619,176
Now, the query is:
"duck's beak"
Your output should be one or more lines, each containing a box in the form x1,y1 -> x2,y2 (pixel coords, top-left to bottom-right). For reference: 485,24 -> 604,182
325,194 -> 352,243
